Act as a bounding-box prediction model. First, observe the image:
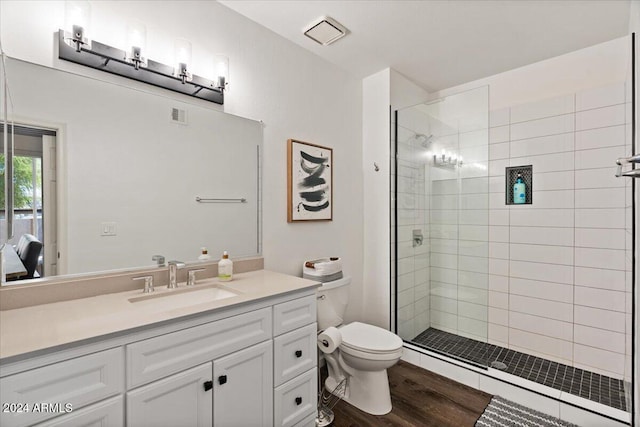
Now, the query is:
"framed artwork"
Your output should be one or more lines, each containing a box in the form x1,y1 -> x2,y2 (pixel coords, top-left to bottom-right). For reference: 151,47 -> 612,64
287,139 -> 333,222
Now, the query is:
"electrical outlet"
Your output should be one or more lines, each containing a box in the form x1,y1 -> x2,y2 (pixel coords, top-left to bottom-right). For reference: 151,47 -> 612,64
100,222 -> 117,236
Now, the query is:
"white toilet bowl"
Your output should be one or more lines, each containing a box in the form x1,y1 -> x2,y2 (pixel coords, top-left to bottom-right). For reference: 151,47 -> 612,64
322,321 -> 403,415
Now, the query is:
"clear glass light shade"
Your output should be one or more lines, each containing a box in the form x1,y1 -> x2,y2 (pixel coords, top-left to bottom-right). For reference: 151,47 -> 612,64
127,21 -> 147,53
213,54 -> 229,89
64,0 -> 91,36
174,38 -> 192,70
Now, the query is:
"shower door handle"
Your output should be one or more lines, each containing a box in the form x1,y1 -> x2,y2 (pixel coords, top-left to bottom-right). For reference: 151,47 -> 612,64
615,155 -> 640,177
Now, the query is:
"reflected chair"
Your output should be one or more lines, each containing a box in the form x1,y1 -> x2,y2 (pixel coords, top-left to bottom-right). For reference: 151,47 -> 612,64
15,234 -> 43,279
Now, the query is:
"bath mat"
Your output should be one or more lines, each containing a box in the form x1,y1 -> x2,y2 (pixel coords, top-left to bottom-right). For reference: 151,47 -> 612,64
475,396 -> 577,427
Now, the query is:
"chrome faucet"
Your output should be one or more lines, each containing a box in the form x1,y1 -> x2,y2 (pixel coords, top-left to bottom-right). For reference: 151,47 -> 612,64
167,260 -> 185,289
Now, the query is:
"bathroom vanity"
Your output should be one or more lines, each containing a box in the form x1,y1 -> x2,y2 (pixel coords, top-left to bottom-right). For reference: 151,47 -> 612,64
0,270 -> 319,427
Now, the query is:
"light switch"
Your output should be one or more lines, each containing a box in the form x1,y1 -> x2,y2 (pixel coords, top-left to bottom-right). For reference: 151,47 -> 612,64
100,222 -> 117,236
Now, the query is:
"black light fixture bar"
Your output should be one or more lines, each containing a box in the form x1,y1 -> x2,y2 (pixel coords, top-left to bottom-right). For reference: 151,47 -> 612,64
57,30 -> 224,105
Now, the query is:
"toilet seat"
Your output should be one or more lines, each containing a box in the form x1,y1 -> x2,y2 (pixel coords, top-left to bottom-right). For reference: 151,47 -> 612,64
339,322 -> 403,355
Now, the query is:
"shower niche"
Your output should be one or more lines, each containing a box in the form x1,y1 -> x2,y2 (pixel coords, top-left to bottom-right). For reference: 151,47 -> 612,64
505,165 -> 533,205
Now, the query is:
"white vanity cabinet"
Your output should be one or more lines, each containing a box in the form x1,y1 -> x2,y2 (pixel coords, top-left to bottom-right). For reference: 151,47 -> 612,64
0,285 -> 318,427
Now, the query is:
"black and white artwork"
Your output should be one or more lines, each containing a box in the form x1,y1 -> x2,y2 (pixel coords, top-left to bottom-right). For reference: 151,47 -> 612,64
287,139 -> 333,222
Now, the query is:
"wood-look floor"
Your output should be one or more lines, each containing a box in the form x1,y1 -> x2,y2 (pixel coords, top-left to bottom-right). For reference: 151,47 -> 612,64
329,361 -> 493,427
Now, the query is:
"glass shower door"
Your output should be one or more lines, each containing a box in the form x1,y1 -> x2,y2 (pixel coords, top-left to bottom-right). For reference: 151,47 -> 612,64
394,86 -> 490,367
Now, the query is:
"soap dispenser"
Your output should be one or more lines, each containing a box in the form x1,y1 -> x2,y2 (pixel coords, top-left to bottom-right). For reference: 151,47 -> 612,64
513,173 -> 526,204
198,247 -> 211,261
218,251 -> 233,282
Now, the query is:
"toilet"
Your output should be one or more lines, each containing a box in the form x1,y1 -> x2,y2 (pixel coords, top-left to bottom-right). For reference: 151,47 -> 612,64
317,276 -> 403,415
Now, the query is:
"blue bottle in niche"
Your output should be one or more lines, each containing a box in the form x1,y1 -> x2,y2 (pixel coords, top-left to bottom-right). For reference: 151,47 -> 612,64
513,173 -> 526,204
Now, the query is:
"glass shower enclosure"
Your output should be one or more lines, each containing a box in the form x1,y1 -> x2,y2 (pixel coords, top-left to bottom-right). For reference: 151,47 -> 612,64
394,86 -> 490,367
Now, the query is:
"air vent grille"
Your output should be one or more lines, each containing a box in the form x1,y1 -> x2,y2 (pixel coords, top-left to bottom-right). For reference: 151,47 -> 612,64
303,16 -> 348,46
171,108 -> 187,124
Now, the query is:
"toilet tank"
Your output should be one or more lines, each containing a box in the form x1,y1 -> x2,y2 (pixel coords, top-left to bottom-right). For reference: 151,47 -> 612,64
316,276 -> 351,330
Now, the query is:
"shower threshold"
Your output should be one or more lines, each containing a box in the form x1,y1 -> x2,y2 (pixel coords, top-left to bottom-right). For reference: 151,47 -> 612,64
412,327 -> 627,412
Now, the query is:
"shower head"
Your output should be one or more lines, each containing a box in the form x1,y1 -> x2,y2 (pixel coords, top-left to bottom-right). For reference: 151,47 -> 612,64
415,134 -> 433,147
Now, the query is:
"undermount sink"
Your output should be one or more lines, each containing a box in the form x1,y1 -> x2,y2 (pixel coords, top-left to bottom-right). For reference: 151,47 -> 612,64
128,283 -> 241,307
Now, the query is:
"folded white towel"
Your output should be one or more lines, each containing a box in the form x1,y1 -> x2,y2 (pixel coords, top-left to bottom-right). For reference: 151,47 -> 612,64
303,257 -> 342,277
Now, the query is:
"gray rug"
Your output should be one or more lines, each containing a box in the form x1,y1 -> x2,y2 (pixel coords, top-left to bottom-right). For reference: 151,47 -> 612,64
475,396 -> 578,427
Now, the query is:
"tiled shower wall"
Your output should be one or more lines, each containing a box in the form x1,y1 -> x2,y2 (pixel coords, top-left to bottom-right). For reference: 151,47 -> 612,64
485,83 -> 632,379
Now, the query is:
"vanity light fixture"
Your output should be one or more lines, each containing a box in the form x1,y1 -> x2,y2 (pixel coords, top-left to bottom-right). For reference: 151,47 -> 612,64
213,55 -> 229,91
58,7 -> 226,104
126,20 -> 147,70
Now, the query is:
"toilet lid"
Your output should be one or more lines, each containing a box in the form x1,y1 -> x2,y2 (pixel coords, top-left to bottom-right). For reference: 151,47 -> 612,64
339,322 -> 403,353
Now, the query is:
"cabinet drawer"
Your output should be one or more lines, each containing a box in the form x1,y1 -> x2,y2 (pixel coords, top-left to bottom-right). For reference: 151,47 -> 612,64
274,323 -> 317,386
274,368 -> 317,427
0,347 -> 124,427
35,396 -> 123,427
274,295 -> 316,336
127,307 -> 271,388
294,412 -> 318,427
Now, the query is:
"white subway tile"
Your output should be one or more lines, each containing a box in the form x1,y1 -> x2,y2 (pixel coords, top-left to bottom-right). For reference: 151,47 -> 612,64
575,124 -> 626,151
430,238 -> 457,254
489,142 -> 509,160
531,190 -> 574,209
431,194 -> 459,210
510,151 -> 574,172
575,247 -> 626,270
574,267 -> 626,291
431,179 -> 458,195
490,108 -> 509,127
459,209 -> 489,225
575,146 -> 627,170
489,209 -> 509,225
488,323 -> 509,344
431,253 -> 458,270
575,188 -> 626,208
511,114 -> 574,141
458,271 -> 488,289
510,294 -> 573,322
461,193 -> 489,210
397,272 -> 415,293
488,307 -> 509,326
430,268 -> 457,285
430,210 -> 458,225
573,344 -> 625,376
489,193 -> 506,209
510,132 -> 574,158
458,317 -> 488,339
575,228 -> 626,250
431,295 -> 458,314
510,209 -> 574,227
509,328 -> 573,360
489,125 -> 509,144
509,260 -> 573,284
459,240 -> 489,258
459,129 -> 489,148
576,104 -> 626,131
489,258 -> 509,276
510,277 -> 573,304
509,311 -> 573,341
576,83 -> 625,111
461,177 -> 489,194
574,305 -> 625,333
430,310 -> 458,331
510,243 -> 573,265
459,299 -> 488,320
430,224 -> 458,240
489,226 -> 509,242
510,226 -> 573,246
458,255 -> 488,273
460,144 -> 489,163
511,94 -> 575,123
398,288 -> 414,308
575,208 -> 626,229
575,167 -> 625,189
575,286 -> 626,312
489,159 -> 510,177
431,281 -> 456,299
489,274 -> 509,292
489,291 -> 509,309
534,171 -> 574,191
459,225 -> 488,241
574,324 -> 625,354
489,242 -> 509,259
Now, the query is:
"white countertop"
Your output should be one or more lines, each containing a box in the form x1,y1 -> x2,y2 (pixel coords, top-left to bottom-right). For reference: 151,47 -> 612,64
0,270 -> 319,360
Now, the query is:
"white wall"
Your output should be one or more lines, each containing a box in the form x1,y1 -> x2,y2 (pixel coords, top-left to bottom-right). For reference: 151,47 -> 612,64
362,68 -> 428,329
0,0 -> 364,318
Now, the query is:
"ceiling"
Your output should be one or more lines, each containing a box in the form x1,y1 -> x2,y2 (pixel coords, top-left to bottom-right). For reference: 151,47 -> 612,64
219,0 -> 631,92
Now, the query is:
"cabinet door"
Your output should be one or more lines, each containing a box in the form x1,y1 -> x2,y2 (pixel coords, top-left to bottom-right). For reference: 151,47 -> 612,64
213,340 -> 273,427
127,363 -> 212,427
35,396 -> 123,427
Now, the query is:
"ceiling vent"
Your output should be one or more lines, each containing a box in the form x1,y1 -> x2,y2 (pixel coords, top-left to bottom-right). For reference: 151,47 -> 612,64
303,16 -> 348,46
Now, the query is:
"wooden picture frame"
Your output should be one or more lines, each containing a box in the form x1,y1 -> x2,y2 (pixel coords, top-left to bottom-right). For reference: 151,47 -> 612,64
287,139 -> 333,222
